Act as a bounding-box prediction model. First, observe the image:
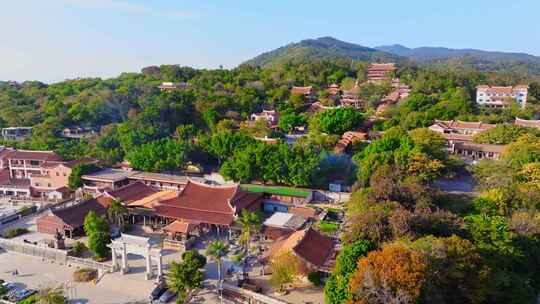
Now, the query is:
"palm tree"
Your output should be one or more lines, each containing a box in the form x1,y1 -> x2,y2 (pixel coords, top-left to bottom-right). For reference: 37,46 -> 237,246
107,199 -> 128,231
36,285 -> 67,304
206,241 -> 229,281
206,241 -> 229,303
237,210 -> 261,255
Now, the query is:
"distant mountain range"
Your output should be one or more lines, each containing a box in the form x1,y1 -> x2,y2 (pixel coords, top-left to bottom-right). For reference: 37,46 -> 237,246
245,37 -> 540,75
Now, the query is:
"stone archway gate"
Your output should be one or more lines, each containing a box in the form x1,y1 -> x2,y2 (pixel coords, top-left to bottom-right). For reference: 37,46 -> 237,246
108,233 -> 163,280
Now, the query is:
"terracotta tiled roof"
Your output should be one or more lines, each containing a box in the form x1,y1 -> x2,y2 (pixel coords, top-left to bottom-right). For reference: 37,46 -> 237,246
334,131 -> 367,154
515,118 -> 540,129
105,181 -> 157,203
368,63 -> 396,71
262,226 -> 293,240
476,85 -> 529,94
154,205 -> 235,226
155,181 -> 248,226
294,228 -> 335,268
163,220 -> 195,234
231,191 -> 263,211
0,169 -> 10,183
383,90 -> 400,103
288,206 -> 318,219
5,150 -> 63,162
291,86 -> 314,95
267,227 -> 335,270
49,196 -> 112,229
128,191 -> 177,209
162,181 -> 237,213
0,148 -> 14,160
0,170 -> 30,188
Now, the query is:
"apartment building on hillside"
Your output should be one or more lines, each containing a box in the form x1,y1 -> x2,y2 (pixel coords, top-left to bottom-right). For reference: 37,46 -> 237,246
476,85 -> 528,108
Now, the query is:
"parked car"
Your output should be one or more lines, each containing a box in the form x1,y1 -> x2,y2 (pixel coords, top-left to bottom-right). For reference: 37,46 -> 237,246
2,282 -> 17,291
150,281 -> 167,300
15,289 -> 36,301
158,289 -> 176,303
8,289 -> 36,302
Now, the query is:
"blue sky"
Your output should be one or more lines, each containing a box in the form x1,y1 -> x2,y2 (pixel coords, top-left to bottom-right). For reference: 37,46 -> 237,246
1,0 -> 539,82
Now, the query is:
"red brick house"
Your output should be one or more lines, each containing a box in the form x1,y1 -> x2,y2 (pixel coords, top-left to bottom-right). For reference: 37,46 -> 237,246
36,196 -> 112,238
265,227 -> 337,273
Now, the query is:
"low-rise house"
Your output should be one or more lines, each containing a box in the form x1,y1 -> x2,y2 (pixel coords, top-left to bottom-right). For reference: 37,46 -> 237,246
61,126 -> 99,139
81,168 -> 134,193
129,172 -> 189,191
253,136 -> 279,144
262,212 -> 308,240
514,117 -> 540,129
429,120 -> 495,135
250,110 -> 280,128
334,131 -> 367,154
439,132 -> 474,152
1,127 -> 32,141
340,88 -> 363,109
36,196 -> 112,238
258,190 -> 314,213
158,82 -> 188,91
392,78 -> 411,99
306,102 -> 339,114
265,227 -> 338,273
291,86 -> 316,103
327,84 -> 340,97
450,142 -> 505,162
476,85 -> 528,108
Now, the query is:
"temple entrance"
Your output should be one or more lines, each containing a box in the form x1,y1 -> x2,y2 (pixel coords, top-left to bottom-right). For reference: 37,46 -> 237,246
108,234 -> 163,281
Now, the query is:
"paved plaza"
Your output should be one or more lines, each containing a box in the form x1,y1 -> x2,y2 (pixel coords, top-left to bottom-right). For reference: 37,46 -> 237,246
0,251 -> 156,303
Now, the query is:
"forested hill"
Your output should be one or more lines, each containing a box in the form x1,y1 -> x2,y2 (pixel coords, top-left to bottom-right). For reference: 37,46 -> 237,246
243,37 -> 404,68
245,37 -> 540,75
376,44 -> 540,75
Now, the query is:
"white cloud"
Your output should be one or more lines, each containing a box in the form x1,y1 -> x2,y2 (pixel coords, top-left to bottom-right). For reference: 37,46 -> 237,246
62,0 -> 194,19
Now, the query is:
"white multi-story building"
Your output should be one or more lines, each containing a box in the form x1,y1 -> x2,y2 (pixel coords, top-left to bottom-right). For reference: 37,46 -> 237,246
476,85 -> 528,108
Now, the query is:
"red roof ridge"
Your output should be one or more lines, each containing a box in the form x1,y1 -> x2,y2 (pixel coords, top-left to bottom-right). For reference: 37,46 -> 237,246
155,202 -> 235,215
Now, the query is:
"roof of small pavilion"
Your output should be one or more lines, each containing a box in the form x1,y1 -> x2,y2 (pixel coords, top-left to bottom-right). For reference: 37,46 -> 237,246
162,220 -> 197,234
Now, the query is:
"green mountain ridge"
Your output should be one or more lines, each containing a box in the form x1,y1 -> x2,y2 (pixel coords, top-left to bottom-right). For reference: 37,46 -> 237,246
243,37 -> 404,68
245,37 -> 540,75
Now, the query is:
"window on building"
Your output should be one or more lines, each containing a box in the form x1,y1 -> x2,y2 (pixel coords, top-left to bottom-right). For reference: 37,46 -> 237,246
56,172 -> 59,176
48,183 -> 52,187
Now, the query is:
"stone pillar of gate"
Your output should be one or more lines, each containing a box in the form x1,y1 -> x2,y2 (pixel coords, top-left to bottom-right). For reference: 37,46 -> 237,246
111,247 -> 117,272
145,251 -> 152,280
121,244 -> 129,274
156,254 -> 163,280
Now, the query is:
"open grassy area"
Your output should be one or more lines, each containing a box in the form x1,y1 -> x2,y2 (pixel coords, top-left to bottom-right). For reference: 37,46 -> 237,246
240,184 -> 311,197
